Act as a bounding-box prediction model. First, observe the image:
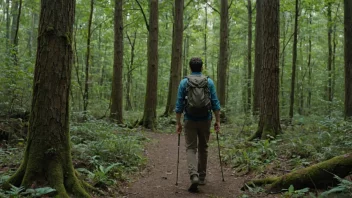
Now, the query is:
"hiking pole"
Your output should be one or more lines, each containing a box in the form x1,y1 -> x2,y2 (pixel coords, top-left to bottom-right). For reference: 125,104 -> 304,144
216,132 -> 225,182
176,133 -> 180,186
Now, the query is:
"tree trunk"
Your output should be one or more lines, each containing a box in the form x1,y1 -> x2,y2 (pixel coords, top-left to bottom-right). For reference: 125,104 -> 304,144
245,153 -> 352,192
307,13 -> 312,111
5,0 -> 10,50
250,0 -> 281,140
327,2 -> 333,102
125,31 -> 136,111
289,0 -> 299,120
183,35 -> 189,77
163,0 -> 183,117
204,5 -> 208,70
253,0 -> 263,115
110,0 -> 124,124
217,0 -> 229,122
83,0 -> 94,112
246,0 -> 252,114
10,0 -> 22,66
5,0 -> 90,197
345,0 -> 352,119
141,0 -> 158,129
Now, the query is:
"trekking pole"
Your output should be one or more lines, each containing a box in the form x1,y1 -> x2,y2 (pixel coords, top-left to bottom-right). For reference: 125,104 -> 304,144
216,132 -> 225,182
176,133 -> 180,186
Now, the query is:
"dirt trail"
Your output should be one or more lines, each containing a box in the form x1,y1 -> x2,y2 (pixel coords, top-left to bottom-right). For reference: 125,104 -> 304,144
122,132 -> 249,198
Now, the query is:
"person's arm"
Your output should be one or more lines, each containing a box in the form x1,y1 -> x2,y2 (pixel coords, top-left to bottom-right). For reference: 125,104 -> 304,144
175,79 -> 186,134
208,78 -> 221,132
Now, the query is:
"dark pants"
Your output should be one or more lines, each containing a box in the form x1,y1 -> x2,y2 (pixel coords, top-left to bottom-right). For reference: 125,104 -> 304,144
184,120 -> 211,180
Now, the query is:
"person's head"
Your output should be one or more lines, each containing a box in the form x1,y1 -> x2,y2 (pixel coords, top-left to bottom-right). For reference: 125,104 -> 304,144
189,57 -> 203,72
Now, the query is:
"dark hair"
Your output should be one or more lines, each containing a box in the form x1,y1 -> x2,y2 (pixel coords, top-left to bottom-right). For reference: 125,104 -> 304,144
189,57 -> 203,72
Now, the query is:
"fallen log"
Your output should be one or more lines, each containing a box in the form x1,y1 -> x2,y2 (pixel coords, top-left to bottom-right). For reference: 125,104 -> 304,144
244,153 -> 352,193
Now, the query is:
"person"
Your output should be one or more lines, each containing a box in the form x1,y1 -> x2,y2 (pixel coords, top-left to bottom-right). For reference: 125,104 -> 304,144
175,57 -> 221,192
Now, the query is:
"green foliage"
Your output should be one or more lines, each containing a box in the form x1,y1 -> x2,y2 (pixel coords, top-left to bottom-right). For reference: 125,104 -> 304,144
282,185 -> 310,198
70,119 -> 147,184
0,184 -> 56,198
221,114 -> 352,176
321,175 -> 352,197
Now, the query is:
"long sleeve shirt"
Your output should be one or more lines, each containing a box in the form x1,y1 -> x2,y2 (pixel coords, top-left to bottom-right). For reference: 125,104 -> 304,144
175,72 -> 221,121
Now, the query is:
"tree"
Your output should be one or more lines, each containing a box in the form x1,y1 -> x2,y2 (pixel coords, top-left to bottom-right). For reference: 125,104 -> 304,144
5,0 -> 90,197
141,0 -> 158,129
83,0 -> 94,112
253,0 -> 263,115
110,0 -> 124,123
327,2 -> 333,102
217,0 -> 229,121
246,0 -> 252,114
250,0 -> 281,140
289,0 -> 299,120
10,0 -> 22,66
163,0 -> 184,117
345,0 -> 352,119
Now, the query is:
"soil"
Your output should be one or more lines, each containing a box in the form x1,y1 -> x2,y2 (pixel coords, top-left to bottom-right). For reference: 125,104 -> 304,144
122,132 -> 265,198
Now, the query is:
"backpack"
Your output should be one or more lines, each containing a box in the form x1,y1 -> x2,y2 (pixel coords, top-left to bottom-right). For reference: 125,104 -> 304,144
185,75 -> 212,117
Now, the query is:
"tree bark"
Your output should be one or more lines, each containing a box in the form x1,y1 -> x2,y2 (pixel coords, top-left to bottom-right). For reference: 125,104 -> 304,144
163,0 -> 183,117
142,0 -> 158,129
217,0 -> 229,122
10,0 -> 22,66
5,0 -> 10,50
345,0 -> 352,119
253,0 -> 263,115
246,0 -> 252,114
125,31 -> 137,111
289,0 -> 299,120
327,2 -> 333,102
250,0 -> 281,140
5,0 -> 90,197
245,153 -> 352,192
110,0 -> 124,124
83,0 -> 94,112
307,13 -> 312,110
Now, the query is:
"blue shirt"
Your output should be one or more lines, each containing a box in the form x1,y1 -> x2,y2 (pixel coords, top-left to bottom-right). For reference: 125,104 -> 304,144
175,72 -> 221,121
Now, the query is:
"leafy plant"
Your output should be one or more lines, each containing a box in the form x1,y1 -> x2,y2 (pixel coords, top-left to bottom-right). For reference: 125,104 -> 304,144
321,175 -> 352,197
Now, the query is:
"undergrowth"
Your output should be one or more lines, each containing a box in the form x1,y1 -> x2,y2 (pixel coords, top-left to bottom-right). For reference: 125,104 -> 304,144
0,116 -> 148,197
220,114 -> 352,197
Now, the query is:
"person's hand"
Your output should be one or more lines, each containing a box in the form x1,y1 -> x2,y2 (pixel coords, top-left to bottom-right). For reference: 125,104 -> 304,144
214,121 -> 220,133
176,122 -> 182,134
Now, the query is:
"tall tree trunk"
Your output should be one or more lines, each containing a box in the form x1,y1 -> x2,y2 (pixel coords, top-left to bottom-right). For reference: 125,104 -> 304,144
83,0 -> 94,112
250,0 -> 281,140
332,23 -> 337,101
280,12 -> 286,110
125,31 -> 136,111
5,0 -> 10,50
246,0 -> 252,114
344,0 -> 352,119
307,13 -> 312,111
163,0 -> 183,117
253,0 -> 263,115
10,0 -> 22,66
5,0 -> 90,197
183,35 -> 189,77
204,5 -> 208,70
110,0 -> 124,124
217,0 -> 229,122
327,2 -> 333,102
289,0 -> 299,120
142,0 -> 158,129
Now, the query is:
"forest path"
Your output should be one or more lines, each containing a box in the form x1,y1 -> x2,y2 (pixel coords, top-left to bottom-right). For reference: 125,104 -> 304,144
122,132 -> 250,198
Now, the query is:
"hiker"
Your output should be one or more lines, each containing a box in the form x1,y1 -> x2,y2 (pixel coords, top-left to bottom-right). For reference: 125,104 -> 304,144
175,57 -> 221,192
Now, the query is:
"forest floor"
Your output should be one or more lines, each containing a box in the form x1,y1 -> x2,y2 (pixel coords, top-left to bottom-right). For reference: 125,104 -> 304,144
121,132 -> 275,198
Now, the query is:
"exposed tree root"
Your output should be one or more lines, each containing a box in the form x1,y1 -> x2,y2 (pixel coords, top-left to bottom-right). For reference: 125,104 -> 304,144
244,153 -> 352,193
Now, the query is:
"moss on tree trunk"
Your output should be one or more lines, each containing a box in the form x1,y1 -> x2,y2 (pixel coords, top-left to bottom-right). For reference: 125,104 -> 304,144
3,1 -> 90,197
245,153 -> 352,193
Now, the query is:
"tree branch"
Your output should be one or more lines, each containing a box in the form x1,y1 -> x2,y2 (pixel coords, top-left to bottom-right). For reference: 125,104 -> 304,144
135,0 -> 149,32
